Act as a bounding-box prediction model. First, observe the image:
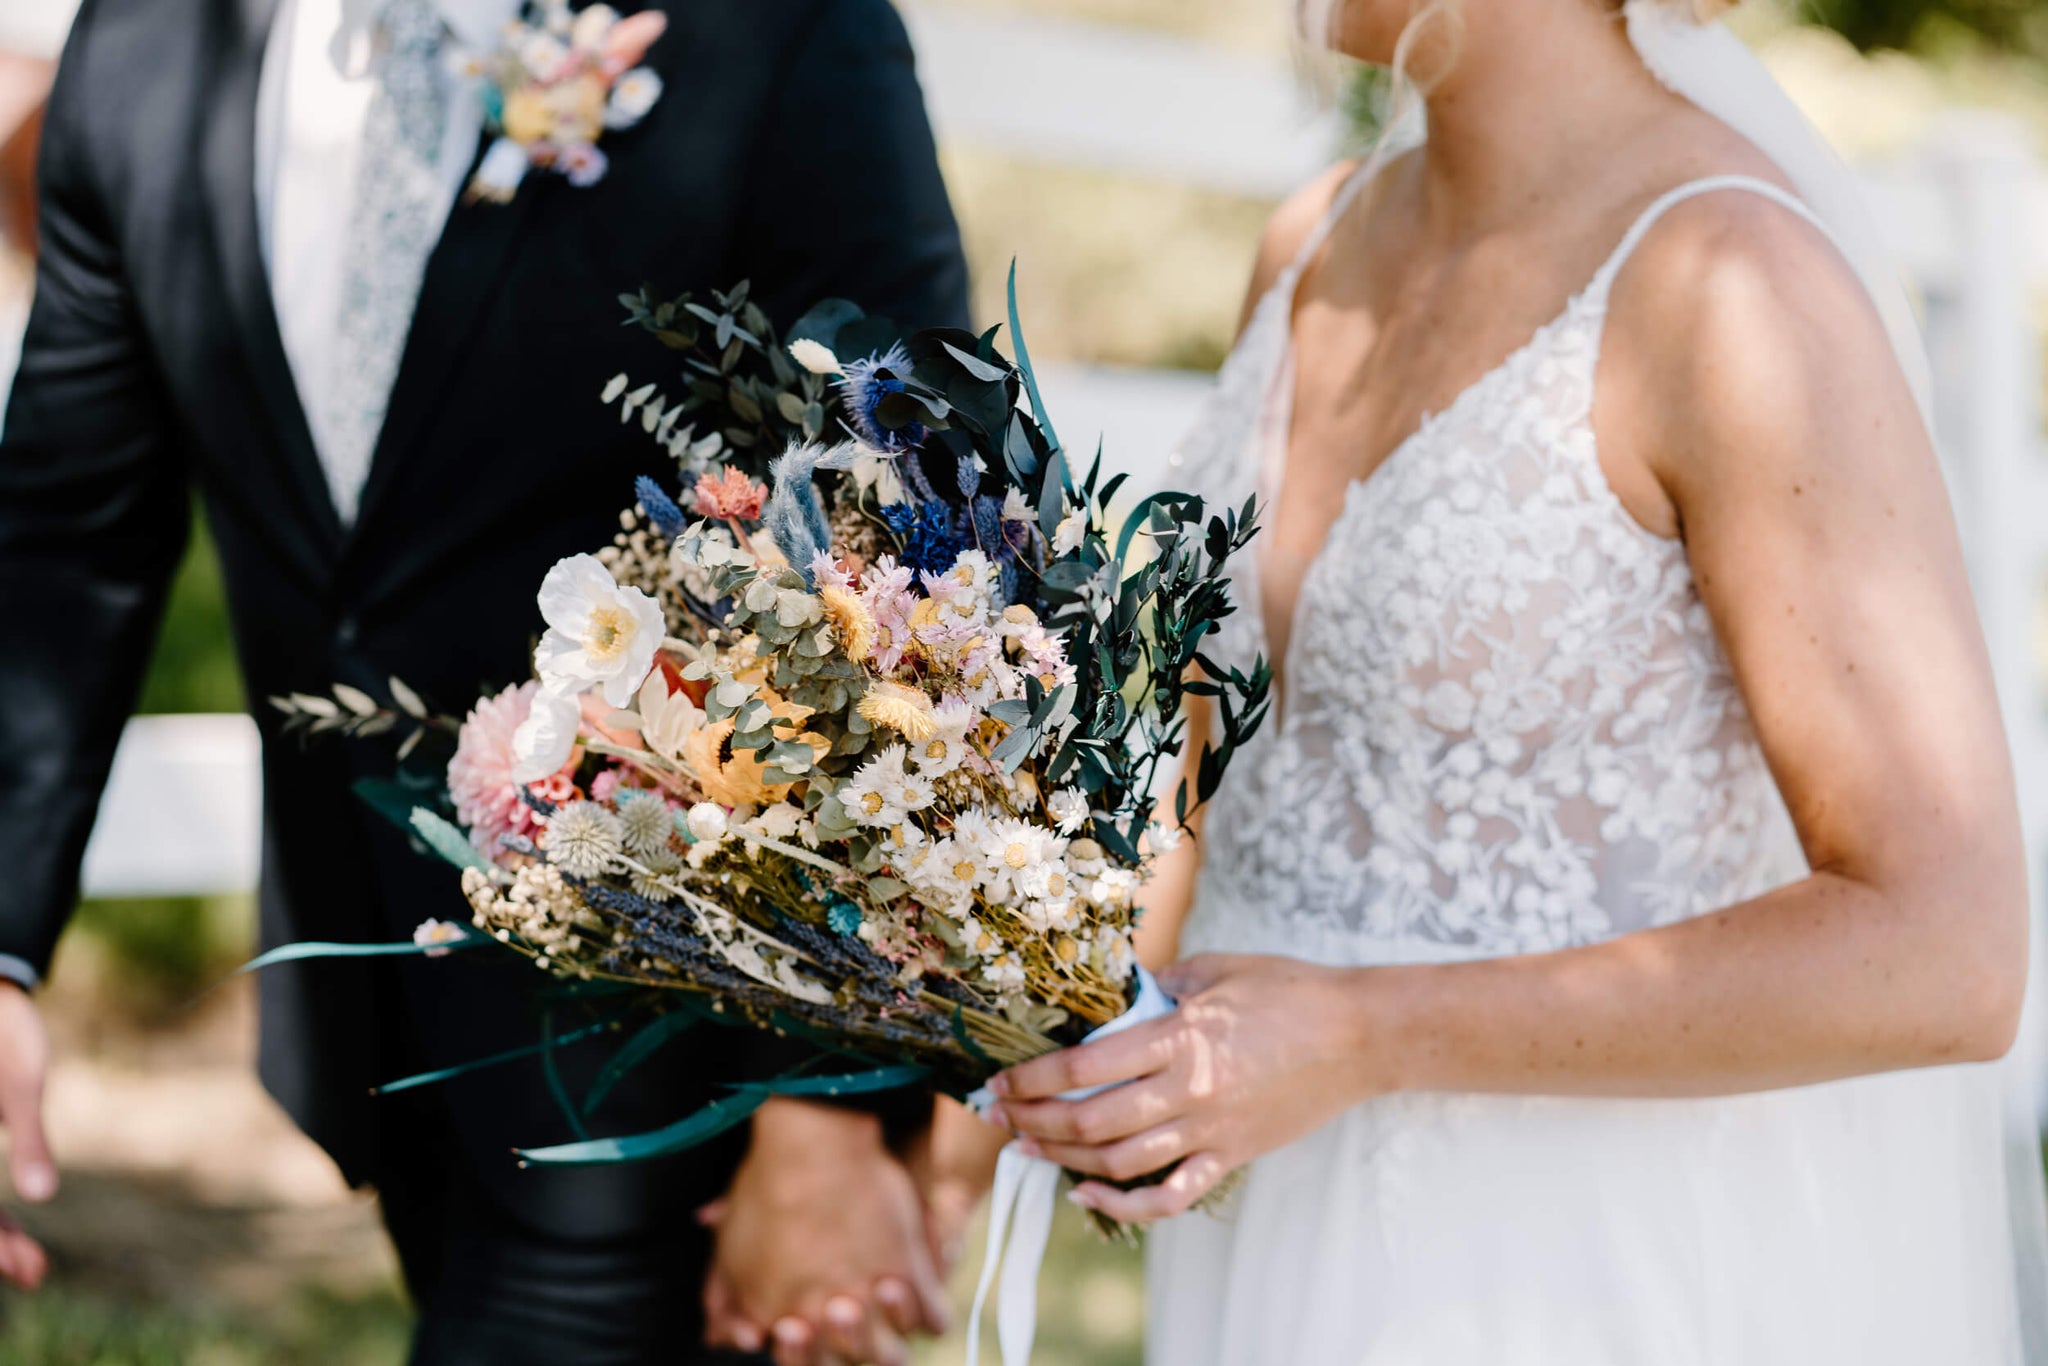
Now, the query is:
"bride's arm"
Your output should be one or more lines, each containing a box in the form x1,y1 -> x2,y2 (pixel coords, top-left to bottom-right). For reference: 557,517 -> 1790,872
988,193 -> 2029,1223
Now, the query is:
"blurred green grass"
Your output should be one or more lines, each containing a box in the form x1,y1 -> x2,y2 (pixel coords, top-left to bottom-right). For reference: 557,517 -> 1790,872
0,1286 -> 411,1366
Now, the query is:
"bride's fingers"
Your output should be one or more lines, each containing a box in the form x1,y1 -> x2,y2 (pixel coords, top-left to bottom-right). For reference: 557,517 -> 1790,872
1069,1151 -> 1233,1225
1001,1073 -> 1185,1146
1153,954 -> 1233,1000
991,1018 -> 1175,1101
1024,1120 -> 1195,1182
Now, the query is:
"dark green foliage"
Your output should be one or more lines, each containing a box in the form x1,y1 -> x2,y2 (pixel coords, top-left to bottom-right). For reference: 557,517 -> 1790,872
617,279 -> 835,467
1804,0 -> 2047,60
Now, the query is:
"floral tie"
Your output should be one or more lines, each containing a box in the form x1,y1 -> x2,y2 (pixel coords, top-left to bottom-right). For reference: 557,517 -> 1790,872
323,0 -> 449,526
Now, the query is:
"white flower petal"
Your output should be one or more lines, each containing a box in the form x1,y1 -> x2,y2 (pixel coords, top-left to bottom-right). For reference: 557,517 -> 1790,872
512,689 -> 582,783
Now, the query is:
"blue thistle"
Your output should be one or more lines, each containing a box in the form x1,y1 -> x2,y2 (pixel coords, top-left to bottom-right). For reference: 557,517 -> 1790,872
838,343 -> 925,451
879,501 -> 970,576
635,475 -> 687,537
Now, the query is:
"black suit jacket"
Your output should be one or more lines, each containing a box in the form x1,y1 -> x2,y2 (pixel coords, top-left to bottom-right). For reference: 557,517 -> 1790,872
0,0 -> 968,1224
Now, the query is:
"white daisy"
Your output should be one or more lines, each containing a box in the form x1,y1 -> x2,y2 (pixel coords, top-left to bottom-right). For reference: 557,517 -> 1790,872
1045,787 -> 1088,834
906,835 -> 981,918
1051,509 -> 1087,557
839,745 -> 915,827
910,698 -> 978,778
977,818 -> 1066,906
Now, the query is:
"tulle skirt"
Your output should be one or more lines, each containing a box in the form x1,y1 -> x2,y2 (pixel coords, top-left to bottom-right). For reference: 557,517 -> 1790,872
1149,934 -> 2045,1364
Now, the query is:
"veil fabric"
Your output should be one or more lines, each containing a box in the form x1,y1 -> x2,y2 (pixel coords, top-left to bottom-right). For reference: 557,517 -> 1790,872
1622,3 -> 2048,1356
1621,2 -> 1935,430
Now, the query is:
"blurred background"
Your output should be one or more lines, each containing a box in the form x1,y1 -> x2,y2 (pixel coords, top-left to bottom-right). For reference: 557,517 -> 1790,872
0,0 -> 2042,1360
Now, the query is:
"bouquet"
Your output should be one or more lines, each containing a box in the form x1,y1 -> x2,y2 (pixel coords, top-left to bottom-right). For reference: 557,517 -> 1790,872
273,275 -> 1270,1187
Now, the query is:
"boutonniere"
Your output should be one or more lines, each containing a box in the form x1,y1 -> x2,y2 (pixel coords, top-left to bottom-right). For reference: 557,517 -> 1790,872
455,1 -> 667,204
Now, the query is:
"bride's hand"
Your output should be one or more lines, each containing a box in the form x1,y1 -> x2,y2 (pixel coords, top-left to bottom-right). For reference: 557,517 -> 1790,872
986,954 -> 1390,1224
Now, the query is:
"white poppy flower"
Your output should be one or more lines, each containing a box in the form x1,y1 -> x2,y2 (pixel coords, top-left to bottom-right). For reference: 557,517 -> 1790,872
533,554 -> 666,707
788,339 -> 844,376
512,687 -> 582,783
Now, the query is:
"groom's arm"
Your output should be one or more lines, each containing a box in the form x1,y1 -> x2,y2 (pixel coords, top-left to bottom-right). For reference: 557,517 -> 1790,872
735,0 -> 972,335
0,11 -> 192,984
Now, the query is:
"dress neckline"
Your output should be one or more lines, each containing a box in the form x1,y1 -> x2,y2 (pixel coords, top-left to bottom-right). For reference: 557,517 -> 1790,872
1247,169 -> 1816,722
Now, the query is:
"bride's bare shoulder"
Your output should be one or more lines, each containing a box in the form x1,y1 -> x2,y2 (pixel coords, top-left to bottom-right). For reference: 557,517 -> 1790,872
1235,154 -> 1411,333
1600,166 -> 1933,532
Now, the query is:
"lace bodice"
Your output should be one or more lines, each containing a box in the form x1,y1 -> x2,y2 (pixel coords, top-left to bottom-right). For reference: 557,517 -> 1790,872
1175,175 -> 1817,966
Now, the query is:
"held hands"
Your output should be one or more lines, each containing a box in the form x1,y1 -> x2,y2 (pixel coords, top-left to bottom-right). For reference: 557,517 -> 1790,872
985,954 -> 1390,1225
701,1098 -> 951,1366
0,983 -> 53,1288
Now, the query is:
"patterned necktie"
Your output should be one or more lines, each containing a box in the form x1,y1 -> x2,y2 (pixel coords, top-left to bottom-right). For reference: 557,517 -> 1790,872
323,0 -> 449,527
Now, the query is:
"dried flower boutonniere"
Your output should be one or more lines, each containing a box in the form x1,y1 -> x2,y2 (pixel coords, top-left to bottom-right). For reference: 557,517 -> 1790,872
456,1 -> 667,204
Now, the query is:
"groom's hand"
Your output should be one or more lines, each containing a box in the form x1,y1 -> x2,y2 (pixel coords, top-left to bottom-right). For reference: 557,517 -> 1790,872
0,983 -> 53,1288
701,1098 -> 949,1366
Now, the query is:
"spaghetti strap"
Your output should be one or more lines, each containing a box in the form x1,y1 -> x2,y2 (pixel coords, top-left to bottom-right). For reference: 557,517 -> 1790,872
1585,174 -> 1838,305
1279,158 -> 1387,286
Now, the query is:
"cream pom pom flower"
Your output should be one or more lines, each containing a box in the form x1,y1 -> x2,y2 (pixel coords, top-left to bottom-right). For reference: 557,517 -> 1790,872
543,800 -> 626,879
685,801 -> 730,844
616,790 -> 675,858
533,553 -> 667,707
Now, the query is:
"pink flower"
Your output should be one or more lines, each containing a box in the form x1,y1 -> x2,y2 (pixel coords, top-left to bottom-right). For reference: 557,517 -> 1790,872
449,683 -> 567,859
1017,624 -> 1076,688
692,467 -> 767,522
860,556 -> 919,673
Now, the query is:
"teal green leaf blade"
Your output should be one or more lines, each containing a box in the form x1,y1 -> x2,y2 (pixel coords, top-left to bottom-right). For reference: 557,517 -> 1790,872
728,1063 -> 929,1099
371,1018 -> 618,1097
234,934 -> 486,975
1006,259 -> 1062,460
516,1091 -> 767,1166
582,1006 -> 710,1117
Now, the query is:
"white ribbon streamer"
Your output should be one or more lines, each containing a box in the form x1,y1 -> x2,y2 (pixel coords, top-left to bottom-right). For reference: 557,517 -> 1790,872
964,967 -> 1177,1366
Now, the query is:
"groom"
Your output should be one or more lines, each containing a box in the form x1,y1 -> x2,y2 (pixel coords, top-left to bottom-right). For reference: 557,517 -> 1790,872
0,0 -> 967,1360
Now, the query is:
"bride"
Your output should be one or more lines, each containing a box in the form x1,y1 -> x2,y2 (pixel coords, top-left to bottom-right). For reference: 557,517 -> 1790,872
957,0 -> 2048,1360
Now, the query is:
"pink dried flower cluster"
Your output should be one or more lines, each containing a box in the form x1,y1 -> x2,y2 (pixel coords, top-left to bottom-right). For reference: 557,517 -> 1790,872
692,467 -> 767,521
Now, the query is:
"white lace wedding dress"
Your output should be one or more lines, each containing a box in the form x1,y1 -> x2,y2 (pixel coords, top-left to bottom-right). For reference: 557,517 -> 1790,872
1147,171 -> 2038,1364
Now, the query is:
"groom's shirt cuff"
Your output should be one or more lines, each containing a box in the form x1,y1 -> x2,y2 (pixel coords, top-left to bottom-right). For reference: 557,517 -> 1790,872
0,956 -> 40,993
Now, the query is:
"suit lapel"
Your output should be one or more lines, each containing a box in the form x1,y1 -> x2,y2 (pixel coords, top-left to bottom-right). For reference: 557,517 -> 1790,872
201,0 -> 348,561
343,143 -> 549,553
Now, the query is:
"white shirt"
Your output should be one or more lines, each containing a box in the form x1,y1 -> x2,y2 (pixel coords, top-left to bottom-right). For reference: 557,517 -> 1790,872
252,0 -> 519,519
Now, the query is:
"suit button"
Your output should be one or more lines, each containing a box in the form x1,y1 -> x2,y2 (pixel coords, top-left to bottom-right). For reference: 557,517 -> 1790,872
334,614 -> 360,650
